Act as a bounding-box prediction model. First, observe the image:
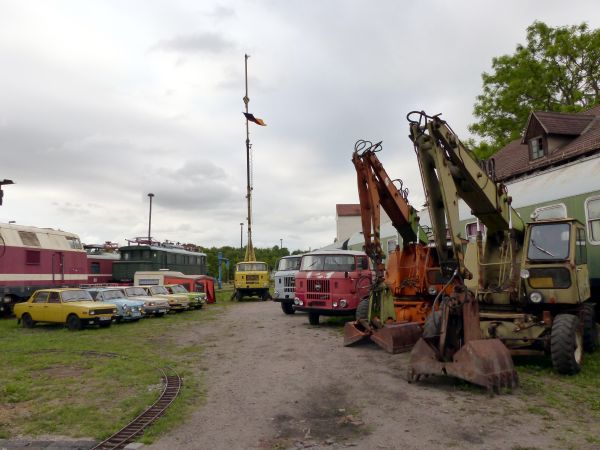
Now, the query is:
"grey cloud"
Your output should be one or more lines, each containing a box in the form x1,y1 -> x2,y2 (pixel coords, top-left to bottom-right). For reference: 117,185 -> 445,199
206,5 -> 235,20
153,32 -> 236,55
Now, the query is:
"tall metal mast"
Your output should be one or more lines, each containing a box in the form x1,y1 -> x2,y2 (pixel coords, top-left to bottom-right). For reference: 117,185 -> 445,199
243,54 -> 256,262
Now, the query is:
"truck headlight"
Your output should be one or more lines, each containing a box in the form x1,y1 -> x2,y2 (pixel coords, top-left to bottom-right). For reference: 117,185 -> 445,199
529,291 -> 543,304
333,301 -> 338,308
340,299 -> 348,308
520,269 -> 530,279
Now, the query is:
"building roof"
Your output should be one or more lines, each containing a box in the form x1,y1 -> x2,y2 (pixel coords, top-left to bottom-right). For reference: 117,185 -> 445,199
336,204 -> 361,217
492,106 -> 600,181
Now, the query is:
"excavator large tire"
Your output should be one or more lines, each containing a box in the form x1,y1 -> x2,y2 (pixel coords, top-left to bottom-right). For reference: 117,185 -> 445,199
580,303 -> 599,353
355,298 -> 369,321
551,314 -> 583,375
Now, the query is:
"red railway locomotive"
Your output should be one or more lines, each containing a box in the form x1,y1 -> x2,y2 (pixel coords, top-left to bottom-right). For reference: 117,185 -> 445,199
0,223 -> 88,315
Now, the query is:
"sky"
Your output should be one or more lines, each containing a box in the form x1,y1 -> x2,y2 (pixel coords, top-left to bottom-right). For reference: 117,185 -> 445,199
1,0 -> 600,252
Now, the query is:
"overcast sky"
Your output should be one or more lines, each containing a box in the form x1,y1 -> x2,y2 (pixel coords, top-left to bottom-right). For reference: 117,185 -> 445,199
2,1 -> 600,251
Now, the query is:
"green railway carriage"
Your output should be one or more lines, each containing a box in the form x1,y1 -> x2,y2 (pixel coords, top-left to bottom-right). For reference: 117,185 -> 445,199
460,154 -> 600,296
112,243 -> 207,283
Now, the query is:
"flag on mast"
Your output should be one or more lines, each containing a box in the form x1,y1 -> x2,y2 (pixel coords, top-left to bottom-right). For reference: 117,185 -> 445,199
243,112 -> 266,126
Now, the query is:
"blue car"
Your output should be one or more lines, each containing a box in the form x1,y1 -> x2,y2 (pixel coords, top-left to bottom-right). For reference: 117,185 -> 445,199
87,288 -> 145,322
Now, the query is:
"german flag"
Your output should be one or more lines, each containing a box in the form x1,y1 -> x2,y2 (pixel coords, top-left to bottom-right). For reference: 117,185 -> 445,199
243,112 -> 266,126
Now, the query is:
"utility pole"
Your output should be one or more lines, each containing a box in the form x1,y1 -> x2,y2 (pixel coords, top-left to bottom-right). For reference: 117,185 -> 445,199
147,193 -> 154,243
240,222 -> 244,259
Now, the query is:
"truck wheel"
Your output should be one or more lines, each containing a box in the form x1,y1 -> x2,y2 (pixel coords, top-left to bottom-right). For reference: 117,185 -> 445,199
580,303 -> 599,352
67,314 -> 82,331
261,291 -> 271,302
281,303 -> 295,315
21,313 -> 35,329
355,298 -> 369,321
551,314 -> 583,375
235,291 -> 243,302
308,312 -> 319,325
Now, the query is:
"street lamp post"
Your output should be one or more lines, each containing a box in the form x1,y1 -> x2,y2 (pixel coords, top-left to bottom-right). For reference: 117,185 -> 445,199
240,222 -> 244,259
147,193 -> 155,243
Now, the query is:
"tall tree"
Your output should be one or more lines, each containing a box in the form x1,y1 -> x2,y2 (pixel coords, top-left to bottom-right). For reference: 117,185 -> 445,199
469,21 -> 600,157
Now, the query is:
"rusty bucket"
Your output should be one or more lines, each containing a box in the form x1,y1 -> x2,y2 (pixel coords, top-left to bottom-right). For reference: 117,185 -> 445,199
343,321 -> 371,346
408,338 -> 518,393
370,322 -> 422,354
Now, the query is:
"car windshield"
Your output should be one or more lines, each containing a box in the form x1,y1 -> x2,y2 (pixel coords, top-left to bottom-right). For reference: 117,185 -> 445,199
300,254 -> 356,272
527,223 -> 570,261
102,290 -> 125,300
61,290 -> 93,302
277,257 -> 301,271
169,285 -> 188,293
150,286 -> 169,295
125,287 -> 147,296
237,262 -> 268,272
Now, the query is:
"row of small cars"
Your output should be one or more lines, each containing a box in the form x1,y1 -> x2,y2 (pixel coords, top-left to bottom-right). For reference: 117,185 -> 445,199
13,284 -> 207,330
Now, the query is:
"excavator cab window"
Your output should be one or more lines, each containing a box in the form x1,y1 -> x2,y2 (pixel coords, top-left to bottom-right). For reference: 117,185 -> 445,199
527,223 -> 570,261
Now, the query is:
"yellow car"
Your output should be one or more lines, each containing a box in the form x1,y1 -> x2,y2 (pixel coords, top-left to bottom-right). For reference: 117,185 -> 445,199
14,288 -> 117,331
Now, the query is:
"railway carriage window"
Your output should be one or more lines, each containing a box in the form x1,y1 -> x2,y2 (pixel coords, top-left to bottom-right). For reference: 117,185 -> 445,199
586,197 -> 600,243
141,250 -> 150,259
90,262 -> 100,274
576,228 -> 587,264
26,250 -> 41,265
18,231 -> 41,247
32,292 -> 49,303
167,253 -> 176,264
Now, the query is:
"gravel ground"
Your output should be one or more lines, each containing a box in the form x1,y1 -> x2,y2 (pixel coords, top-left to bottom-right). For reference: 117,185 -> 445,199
147,301 -> 598,450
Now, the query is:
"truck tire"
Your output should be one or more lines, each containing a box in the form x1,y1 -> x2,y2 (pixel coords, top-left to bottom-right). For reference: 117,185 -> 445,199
261,290 -> 270,302
551,314 -> 583,375
235,290 -> 243,302
67,314 -> 82,331
580,303 -> 599,353
355,298 -> 369,321
281,303 -> 295,315
308,312 -> 319,325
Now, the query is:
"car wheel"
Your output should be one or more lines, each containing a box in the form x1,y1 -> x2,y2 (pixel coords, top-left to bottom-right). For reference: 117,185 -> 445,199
308,312 -> 319,326
551,314 -> 583,375
67,314 -> 82,331
281,303 -> 295,315
21,313 -> 35,329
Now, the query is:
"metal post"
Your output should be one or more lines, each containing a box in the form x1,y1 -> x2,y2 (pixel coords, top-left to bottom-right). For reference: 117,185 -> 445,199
243,54 -> 255,262
240,222 -> 244,258
147,193 -> 154,243
280,238 -> 283,250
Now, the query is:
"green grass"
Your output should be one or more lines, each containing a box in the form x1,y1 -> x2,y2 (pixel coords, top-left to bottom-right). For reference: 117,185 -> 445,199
0,297 -> 227,442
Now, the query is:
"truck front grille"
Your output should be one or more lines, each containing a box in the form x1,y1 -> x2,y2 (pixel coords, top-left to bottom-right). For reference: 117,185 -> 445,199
307,279 -> 330,293
246,275 -> 259,282
284,276 -> 295,293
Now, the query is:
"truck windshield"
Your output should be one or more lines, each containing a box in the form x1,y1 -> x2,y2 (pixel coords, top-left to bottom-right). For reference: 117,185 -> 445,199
300,254 -> 356,272
527,223 -> 570,261
237,263 -> 267,271
277,257 -> 301,271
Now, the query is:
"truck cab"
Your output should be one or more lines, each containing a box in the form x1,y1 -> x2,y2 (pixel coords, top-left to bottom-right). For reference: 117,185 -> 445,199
273,255 -> 302,314
233,261 -> 270,301
294,250 -> 372,325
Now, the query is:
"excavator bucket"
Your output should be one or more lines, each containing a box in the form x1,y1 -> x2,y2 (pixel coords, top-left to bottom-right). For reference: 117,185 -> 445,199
370,322 -> 422,354
343,321 -> 371,347
408,338 -> 518,393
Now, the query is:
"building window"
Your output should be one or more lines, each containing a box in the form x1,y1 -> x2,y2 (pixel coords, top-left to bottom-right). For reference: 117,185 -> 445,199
585,196 -> 600,244
529,137 -> 544,160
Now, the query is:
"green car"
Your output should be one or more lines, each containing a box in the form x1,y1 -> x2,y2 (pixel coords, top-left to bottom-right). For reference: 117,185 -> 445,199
165,284 -> 206,309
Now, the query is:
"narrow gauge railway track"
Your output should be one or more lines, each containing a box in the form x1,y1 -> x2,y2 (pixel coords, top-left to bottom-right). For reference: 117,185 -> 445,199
91,366 -> 182,450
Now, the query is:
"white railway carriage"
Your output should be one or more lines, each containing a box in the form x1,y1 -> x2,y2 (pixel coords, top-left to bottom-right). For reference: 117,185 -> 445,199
0,223 -> 88,314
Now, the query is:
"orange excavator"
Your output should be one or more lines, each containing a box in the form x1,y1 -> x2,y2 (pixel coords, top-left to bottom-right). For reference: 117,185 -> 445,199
343,140 -> 454,353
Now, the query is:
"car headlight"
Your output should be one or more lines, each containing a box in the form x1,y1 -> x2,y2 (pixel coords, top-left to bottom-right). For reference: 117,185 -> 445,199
520,269 -> 530,279
148,302 -> 155,306
427,286 -> 437,296
113,309 -> 117,314
340,299 -> 348,308
529,291 -> 543,304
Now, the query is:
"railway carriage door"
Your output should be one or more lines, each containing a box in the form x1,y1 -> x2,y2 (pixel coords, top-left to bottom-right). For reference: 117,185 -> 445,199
52,252 -> 65,285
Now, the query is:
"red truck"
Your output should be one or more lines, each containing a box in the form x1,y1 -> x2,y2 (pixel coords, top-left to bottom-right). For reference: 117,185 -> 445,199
294,250 -> 372,325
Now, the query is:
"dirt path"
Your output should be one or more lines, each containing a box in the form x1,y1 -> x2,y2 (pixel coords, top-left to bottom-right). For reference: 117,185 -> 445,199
149,302 -> 595,450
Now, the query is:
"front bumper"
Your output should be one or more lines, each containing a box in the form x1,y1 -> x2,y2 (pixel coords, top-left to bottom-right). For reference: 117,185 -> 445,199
293,306 -> 355,317
82,316 -> 114,325
144,305 -> 170,315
